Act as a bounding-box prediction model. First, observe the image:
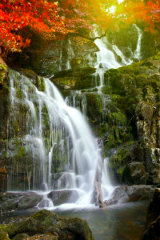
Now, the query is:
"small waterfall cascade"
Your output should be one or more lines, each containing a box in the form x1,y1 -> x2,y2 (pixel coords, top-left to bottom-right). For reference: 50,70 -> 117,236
93,24 -> 142,92
133,24 -> 142,60
94,33 -> 122,92
8,69 -> 106,208
66,39 -> 72,70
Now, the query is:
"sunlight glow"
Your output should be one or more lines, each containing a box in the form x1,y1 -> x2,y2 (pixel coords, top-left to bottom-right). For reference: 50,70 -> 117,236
118,0 -> 124,3
108,6 -> 116,14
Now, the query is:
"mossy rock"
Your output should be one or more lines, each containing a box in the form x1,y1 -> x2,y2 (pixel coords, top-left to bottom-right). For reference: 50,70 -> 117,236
86,93 -> 103,124
108,142 -> 149,184
12,233 -> 29,240
0,229 -> 10,240
52,67 -> 96,90
0,63 -> 8,86
3,210 -> 94,240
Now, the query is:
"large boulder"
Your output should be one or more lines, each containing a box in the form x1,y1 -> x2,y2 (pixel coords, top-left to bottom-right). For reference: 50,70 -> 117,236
105,185 -> 155,206
1,210 -> 94,240
0,192 -> 43,213
17,192 -> 43,210
47,189 -> 79,206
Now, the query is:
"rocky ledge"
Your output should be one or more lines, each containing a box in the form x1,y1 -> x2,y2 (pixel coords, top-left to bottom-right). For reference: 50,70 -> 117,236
0,192 -> 43,214
105,185 -> 155,206
0,210 -> 94,240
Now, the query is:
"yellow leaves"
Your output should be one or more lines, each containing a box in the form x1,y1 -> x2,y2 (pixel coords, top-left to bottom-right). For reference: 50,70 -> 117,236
54,2 -> 58,6
91,0 -> 160,33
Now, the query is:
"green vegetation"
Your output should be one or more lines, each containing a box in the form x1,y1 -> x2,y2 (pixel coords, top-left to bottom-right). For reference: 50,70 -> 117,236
0,64 -> 7,85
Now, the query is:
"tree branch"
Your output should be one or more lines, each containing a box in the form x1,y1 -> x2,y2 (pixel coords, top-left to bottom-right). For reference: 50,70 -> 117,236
67,30 -> 107,41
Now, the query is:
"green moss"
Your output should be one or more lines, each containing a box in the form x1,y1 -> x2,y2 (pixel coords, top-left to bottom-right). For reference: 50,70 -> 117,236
0,64 -> 7,85
86,93 -> 103,123
0,224 -> 8,232
16,89 -> 23,99
37,76 -> 45,91
117,166 -> 126,175
52,67 -> 96,90
0,229 -> 10,240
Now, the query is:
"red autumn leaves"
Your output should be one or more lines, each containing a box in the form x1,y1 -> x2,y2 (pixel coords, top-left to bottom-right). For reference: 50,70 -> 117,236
0,0 -> 69,52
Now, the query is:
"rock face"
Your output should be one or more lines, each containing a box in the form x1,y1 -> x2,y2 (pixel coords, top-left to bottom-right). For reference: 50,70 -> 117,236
102,54 -> 160,185
143,188 -> 160,240
0,210 -> 94,240
0,63 -> 9,192
7,32 -> 98,77
0,68 -> 47,191
51,67 -> 96,90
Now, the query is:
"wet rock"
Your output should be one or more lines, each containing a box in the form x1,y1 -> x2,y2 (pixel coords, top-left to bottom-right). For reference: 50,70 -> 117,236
0,192 -> 43,212
17,192 -> 42,210
51,67 -> 96,90
48,189 -> 79,205
105,185 -> 155,205
4,210 -> 94,240
127,162 -> 149,184
0,192 -> 22,212
7,32 -> 98,77
143,188 -> 160,240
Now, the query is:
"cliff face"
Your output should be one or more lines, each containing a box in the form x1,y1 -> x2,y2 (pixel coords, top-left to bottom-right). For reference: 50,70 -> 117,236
0,30 -> 160,191
0,68 -> 44,191
102,54 -> 160,185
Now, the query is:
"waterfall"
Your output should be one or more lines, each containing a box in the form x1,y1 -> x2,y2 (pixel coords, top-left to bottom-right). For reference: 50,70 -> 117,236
8,69 -> 111,208
7,24 -> 143,209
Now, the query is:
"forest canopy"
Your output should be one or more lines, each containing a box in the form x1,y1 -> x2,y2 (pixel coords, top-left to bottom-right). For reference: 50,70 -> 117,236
0,0 -> 160,53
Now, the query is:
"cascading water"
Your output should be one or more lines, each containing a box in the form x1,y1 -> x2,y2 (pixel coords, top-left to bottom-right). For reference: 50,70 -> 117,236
94,24 -> 142,91
133,24 -> 142,60
94,31 -> 122,92
8,69 -> 106,208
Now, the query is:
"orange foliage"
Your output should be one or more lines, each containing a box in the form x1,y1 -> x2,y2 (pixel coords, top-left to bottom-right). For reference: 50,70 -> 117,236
147,0 -> 160,24
0,166 -> 7,173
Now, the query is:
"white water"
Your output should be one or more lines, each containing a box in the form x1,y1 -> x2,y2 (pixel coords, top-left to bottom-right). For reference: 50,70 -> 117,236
9,70 -> 108,209
94,24 -> 142,91
133,24 -> 142,60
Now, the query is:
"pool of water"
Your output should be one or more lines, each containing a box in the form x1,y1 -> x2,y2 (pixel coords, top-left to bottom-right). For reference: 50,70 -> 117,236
56,201 -> 148,240
1,201 -> 148,240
